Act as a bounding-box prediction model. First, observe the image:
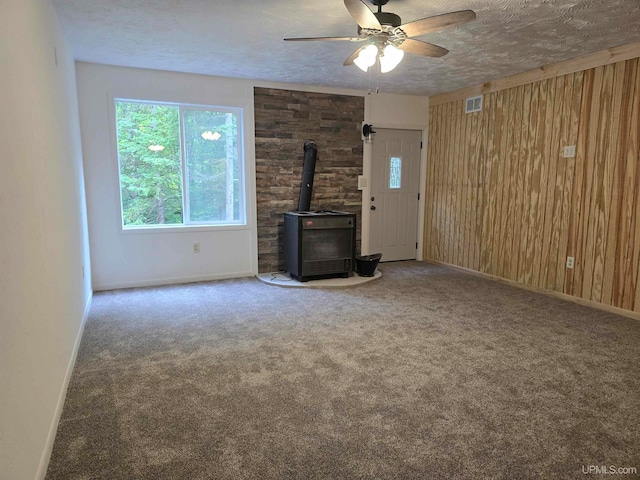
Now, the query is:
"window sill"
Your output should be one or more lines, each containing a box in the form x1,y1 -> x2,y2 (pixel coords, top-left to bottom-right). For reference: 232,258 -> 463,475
118,223 -> 250,235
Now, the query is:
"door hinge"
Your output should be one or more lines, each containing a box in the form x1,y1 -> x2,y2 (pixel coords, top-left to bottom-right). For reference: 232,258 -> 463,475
418,193 -> 420,200
416,242 -> 418,249
420,141 -> 423,149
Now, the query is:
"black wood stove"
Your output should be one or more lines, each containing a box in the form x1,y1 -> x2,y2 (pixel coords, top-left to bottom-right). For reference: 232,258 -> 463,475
283,140 -> 355,282
284,211 -> 355,282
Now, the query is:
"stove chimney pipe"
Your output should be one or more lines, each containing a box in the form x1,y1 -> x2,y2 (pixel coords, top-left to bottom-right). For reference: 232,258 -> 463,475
297,140 -> 317,212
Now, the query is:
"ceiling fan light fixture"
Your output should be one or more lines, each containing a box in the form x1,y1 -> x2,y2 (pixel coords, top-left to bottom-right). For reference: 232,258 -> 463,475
201,130 -> 221,141
379,44 -> 404,73
284,2 -> 476,76
354,44 -> 378,72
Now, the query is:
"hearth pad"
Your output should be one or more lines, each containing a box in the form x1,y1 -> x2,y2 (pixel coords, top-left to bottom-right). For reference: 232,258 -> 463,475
256,270 -> 381,288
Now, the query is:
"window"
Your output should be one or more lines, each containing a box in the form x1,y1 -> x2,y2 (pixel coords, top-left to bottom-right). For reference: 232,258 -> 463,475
114,99 -> 245,229
389,156 -> 402,189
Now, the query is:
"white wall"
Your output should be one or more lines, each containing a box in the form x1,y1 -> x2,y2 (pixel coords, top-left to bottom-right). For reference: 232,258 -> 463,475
0,1 -> 92,479
77,64 -> 430,288
76,63 -> 258,290
366,93 -> 430,128
361,93 -> 430,255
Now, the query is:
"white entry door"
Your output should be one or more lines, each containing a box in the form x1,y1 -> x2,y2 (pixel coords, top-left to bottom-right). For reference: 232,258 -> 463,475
369,129 -> 422,261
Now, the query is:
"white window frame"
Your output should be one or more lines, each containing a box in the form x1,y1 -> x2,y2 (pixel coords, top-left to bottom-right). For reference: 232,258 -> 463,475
113,98 -> 247,231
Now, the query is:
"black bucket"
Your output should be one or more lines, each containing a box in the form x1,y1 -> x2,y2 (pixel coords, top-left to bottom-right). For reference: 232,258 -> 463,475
355,253 -> 382,277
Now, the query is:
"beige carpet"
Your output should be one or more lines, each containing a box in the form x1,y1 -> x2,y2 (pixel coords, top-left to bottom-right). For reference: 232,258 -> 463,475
46,261 -> 640,479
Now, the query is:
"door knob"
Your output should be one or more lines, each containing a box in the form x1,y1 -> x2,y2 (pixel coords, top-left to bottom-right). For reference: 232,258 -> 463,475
371,196 -> 375,201
371,205 -> 376,210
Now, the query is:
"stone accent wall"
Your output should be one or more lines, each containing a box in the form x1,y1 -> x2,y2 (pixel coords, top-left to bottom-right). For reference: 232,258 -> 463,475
254,87 -> 364,273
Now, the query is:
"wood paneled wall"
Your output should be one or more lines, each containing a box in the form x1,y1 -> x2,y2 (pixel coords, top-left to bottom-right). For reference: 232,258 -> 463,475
425,57 -> 640,313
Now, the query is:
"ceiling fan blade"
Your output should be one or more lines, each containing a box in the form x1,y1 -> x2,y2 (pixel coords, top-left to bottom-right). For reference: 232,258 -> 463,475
399,10 -> 476,38
344,46 -> 367,66
344,0 -> 382,30
284,36 -> 364,42
398,38 -> 449,58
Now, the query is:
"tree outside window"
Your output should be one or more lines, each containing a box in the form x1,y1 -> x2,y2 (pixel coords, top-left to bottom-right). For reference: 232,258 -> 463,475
115,100 -> 244,228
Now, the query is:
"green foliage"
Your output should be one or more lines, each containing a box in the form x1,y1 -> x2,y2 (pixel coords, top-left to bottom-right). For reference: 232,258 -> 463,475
183,109 -> 239,222
116,101 -> 182,225
115,101 -> 241,226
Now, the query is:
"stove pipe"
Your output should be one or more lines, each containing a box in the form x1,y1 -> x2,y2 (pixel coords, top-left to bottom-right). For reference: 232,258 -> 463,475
297,140 -> 318,212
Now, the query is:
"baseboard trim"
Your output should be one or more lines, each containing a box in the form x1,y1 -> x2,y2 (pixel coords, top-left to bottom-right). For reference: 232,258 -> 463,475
94,271 -> 256,292
426,260 -> 640,322
35,292 -> 93,480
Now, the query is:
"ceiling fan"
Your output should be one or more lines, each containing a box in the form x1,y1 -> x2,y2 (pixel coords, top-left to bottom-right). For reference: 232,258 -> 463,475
284,0 -> 476,73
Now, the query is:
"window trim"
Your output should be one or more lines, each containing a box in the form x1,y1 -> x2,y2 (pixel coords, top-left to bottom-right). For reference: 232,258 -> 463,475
113,97 -> 247,231
115,223 -> 251,236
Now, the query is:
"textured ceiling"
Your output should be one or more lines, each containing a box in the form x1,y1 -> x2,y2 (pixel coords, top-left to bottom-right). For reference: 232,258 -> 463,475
52,0 -> 640,96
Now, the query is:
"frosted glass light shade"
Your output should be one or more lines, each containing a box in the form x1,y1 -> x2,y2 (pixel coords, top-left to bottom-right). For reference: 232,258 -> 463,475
354,44 -> 378,72
379,44 -> 405,73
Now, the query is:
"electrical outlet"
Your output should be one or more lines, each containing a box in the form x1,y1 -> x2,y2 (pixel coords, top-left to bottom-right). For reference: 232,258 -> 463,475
193,242 -> 200,253
563,145 -> 576,158
566,256 -> 575,269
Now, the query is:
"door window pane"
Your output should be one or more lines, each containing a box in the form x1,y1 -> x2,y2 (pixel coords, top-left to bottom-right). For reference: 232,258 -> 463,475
389,156 -> 402,189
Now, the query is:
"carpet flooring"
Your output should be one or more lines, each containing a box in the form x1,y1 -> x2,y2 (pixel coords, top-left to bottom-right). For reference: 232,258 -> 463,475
46,261 -> 640,479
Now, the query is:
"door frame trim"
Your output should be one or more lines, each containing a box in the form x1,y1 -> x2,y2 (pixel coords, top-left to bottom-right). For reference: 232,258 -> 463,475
360,123 -> 428,260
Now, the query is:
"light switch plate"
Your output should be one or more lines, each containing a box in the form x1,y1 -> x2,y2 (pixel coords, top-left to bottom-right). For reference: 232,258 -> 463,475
358,175 -> 367,190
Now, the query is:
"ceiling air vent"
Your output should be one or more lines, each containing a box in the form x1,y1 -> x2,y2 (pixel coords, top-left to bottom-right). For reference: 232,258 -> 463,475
465,95 -> 483,113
